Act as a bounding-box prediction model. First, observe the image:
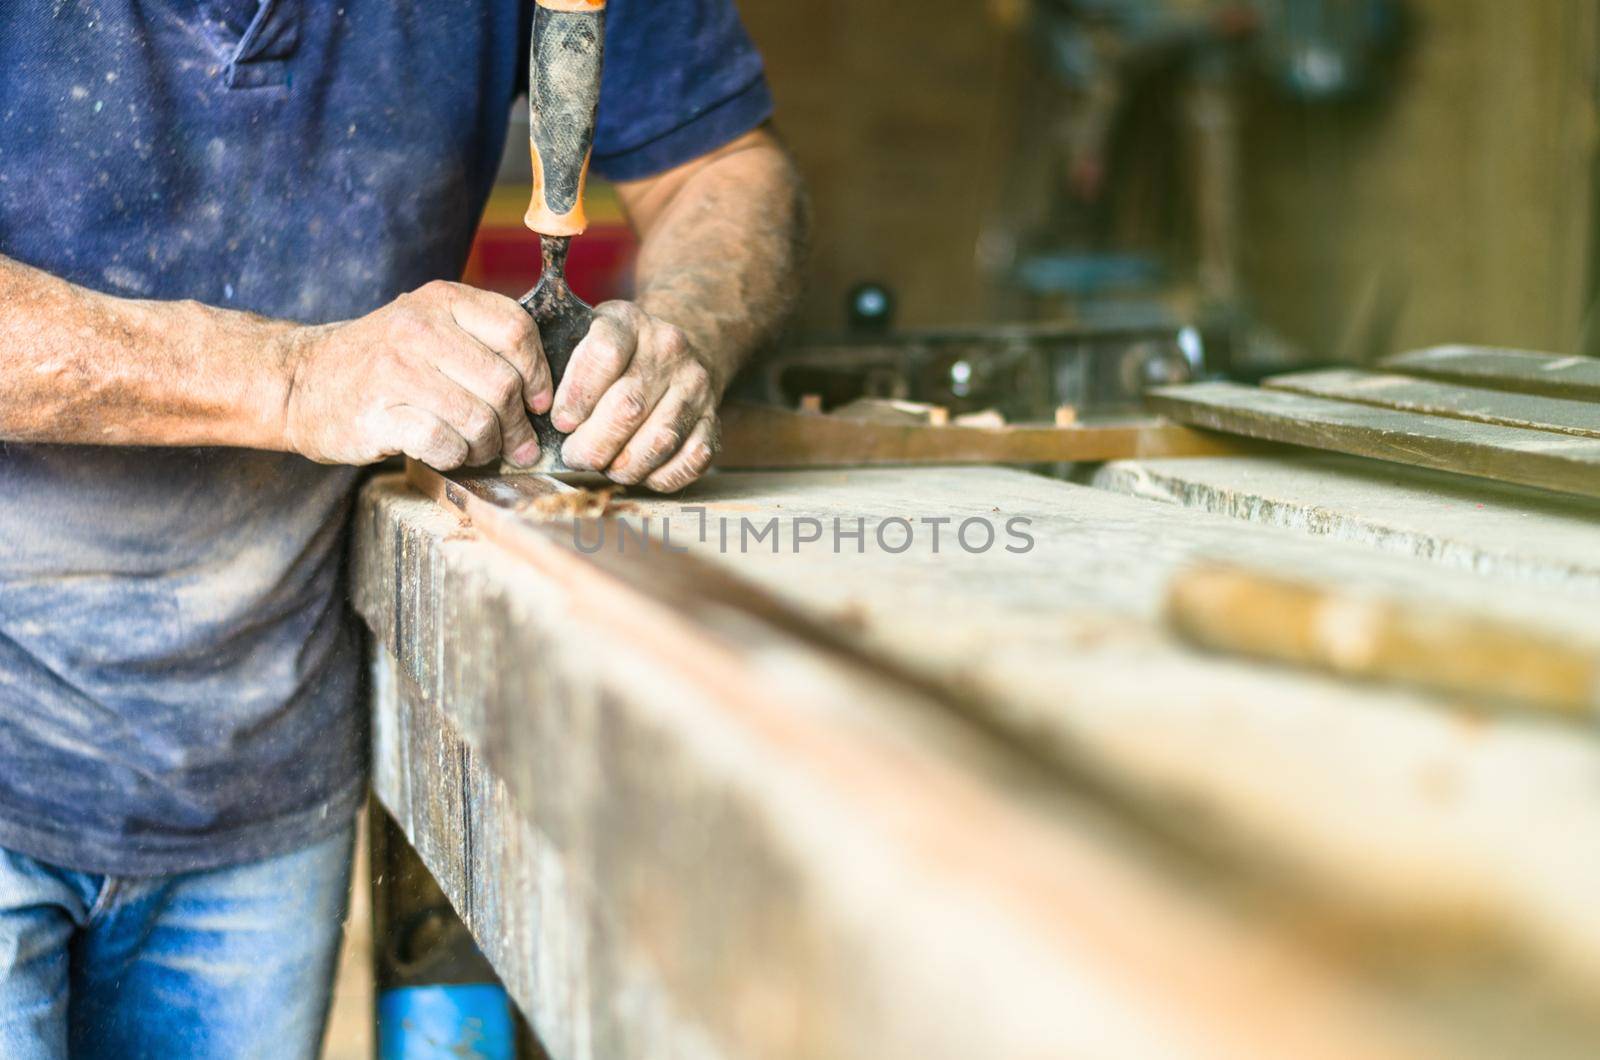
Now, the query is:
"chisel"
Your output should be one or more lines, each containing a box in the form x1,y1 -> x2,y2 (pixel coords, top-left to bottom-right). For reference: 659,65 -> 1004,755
520,0 -> 607,469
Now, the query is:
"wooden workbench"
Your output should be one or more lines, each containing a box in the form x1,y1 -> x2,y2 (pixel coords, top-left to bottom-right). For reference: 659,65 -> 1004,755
351,457 -> 1600,1060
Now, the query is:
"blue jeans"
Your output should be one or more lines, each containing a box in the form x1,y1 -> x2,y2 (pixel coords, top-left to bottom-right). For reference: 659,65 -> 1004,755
0,824 -> 355,1059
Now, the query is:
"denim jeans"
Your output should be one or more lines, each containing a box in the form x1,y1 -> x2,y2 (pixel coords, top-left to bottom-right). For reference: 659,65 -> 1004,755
0,823 -> 355,1059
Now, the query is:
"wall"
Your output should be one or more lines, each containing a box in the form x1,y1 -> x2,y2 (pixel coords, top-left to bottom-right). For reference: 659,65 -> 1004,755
740,0 -> 1016,333
1237,0 -> 1600,358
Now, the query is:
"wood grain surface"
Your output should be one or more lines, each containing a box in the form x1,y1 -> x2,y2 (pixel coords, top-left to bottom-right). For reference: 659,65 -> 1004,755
1384,346 -> 1600,401
1266,368 -> 1600,438
1092,453 -> 1600,593
1149,381 -> 1600,499
715,401 -> 1251,468
362,471 -> 1453,1060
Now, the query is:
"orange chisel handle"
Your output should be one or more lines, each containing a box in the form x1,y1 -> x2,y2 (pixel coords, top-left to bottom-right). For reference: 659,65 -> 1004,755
525,0 -> 607,237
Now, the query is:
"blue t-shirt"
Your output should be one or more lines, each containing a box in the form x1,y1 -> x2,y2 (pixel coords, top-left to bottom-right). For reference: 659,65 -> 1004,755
0,0 -> 772,875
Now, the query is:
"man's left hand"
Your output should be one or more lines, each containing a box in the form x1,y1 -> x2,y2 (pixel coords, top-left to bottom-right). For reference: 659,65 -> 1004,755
550,300 -> 722,492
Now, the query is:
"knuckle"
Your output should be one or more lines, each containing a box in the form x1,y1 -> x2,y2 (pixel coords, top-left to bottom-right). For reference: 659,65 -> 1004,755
655,323 -> 691,358
593,339 -> 629,375
677,361 -> 710,393
390,309 -> 432,343
489,365 -> 522,406
505,312 -> 538,349
613,380 -> 650,424
603,299 -> 644,325
464,408 -> 497,443
643,428 -> 680,462
416,279 -> 453,303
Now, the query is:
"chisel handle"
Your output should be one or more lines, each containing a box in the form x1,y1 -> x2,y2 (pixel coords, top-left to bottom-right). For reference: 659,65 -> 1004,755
525,0 -> 607,238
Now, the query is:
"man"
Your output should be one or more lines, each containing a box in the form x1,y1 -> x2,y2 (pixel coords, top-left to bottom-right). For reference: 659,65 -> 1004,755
0,1 -> 806,1056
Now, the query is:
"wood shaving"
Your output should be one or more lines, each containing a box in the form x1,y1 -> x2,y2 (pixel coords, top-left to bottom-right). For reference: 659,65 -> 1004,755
517,487 -> 633,520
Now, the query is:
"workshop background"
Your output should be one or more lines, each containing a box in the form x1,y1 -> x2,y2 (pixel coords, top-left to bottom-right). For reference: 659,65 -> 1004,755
461,0 -> 1600,430
324,0 -> 1600,1056
746,0 -> 1598,359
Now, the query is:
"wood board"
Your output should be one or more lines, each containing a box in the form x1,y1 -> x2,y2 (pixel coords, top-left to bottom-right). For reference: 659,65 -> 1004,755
1148,381 -> 1600,500
601,468 -> 1600,1000
714,400 -> 1251,469
1091,453 -> 1600,594
371,464 -> 1600,1053
1383,346 -> 1600,402
363,471 -> 1449,1060
1266,368 -> 1600,439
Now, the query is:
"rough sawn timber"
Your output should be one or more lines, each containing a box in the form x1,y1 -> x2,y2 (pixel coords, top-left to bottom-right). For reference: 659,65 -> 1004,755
505,467 -> 1600,1032
357,473 -> 1436,1060
1091,453 -> 1600,593
1383,345 -> 1600,402
1148,381 -> 1600,499
608,469 -> 1600,1006
362,465 -> 1600,1056
1265,368 -> 1600,439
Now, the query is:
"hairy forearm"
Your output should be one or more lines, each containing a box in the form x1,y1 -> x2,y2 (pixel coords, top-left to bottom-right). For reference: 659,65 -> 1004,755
625,129 -> 809,391
0,256 -> 293,449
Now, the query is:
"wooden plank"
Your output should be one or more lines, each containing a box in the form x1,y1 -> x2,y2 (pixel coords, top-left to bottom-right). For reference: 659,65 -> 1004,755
1091,453 -> 1600,594
1166,563 -> 1600,720
378,465 -> 1600,1049
377,465 -> 1600,1050
359,472 -> 1443,1060
714,400 -> 1251,469
1266,368 -> 1600,439
604,469 -> 1600,1007
1384,345 -> 1600,402
1147,381 -> 1600,499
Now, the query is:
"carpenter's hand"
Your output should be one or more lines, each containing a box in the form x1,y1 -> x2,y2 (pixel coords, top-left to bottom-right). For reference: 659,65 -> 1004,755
551,301 -> 721,492
281,281 -> 552,469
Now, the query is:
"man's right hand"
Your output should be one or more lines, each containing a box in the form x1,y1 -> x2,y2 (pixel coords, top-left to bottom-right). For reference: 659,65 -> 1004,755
279,280 -> 552,469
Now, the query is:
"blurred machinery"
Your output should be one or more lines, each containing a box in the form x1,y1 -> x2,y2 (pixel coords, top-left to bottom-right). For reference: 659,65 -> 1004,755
759,0 -> 1405,420
753,282 -> 1201,419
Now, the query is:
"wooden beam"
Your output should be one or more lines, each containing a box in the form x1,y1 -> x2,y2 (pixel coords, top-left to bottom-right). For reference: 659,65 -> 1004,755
364,468 -> 1442,1060
715,400 -> 1251,468
608,468 -> 1600,1004
1147,381 -> 1600,499
1383,345 -> 1600,401
376,464 -> 1600,1050
1265,368 -> 1600,439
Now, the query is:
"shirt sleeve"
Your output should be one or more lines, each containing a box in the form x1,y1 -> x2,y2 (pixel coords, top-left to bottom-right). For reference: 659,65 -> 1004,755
586,0 -> 776,181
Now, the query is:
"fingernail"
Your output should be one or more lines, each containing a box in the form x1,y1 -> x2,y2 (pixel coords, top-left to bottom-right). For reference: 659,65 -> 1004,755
551,408 -> 576,433
511,441 -> 542,466
530,389 -> 553,415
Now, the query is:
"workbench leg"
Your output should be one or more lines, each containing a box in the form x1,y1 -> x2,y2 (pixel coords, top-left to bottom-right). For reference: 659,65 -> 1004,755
369,803 -> 549,1059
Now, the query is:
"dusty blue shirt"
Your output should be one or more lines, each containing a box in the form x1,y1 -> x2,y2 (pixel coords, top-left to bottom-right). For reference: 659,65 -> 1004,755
0,0 -> 772,875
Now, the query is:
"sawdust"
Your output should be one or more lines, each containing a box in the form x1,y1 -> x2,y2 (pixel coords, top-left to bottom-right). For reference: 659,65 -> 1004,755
517,487 -> 637,520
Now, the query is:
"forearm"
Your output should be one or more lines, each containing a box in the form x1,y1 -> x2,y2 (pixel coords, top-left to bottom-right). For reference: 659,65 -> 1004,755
624,128 -> 809,391
0,255 -> 293,449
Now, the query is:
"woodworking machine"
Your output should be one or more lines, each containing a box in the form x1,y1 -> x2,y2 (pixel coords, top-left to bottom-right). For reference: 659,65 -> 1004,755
752,316 -> 1204,422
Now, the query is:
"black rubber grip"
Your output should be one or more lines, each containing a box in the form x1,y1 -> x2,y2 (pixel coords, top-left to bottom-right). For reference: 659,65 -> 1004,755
526,1 -> 606,236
